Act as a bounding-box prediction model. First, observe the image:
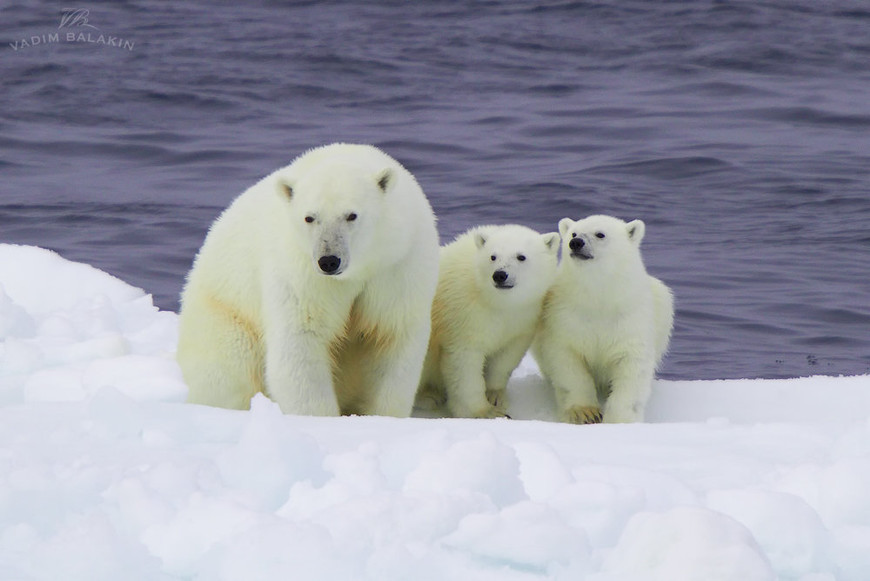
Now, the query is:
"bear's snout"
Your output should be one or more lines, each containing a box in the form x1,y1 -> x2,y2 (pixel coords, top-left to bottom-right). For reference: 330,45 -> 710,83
569,236 -> 593,260
492,269 -> 513,289
318,255 -> 342,274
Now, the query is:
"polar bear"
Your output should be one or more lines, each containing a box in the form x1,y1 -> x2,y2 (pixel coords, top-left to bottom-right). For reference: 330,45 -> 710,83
176,143 -> 439,417
417,224 -> 560,418
533,215 -> 674,424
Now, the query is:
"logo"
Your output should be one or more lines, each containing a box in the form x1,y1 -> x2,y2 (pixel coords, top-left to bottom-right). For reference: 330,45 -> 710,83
9,8 -> 135,52
58,8 -> 100,30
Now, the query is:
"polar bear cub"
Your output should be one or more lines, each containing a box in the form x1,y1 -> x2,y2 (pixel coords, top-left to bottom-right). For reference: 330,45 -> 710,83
177,143 -> 439,417
418,224 -> 560,418
533,215 -> 674,424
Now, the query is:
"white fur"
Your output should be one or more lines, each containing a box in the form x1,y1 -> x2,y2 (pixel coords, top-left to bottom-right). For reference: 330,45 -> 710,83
533,215 -> 674,424
418,224 -> 559,418
177,143 -> 439,417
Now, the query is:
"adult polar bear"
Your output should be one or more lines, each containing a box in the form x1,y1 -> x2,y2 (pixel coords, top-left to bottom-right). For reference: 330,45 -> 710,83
177,144 -> 439,417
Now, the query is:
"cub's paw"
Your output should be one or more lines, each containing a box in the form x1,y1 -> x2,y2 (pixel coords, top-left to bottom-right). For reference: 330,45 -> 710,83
602,407 -> 643,424
414,385 -> 447,411
472,404 -> 511,420
485,389 -> 507,411
562,405 -> 603,425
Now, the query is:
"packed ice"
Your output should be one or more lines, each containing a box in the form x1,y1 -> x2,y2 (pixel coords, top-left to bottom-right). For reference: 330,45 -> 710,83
1,244 -> 868,580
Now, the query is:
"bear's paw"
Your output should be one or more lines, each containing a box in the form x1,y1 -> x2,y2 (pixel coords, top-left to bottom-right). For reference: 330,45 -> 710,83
562,405 -> 603,425
473,403 -> 511,420
485,388 -> 507,412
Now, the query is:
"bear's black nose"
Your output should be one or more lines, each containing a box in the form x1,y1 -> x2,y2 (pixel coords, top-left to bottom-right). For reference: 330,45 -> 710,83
569,237 -> 585,252
492,270 -> 508,284
318,255 -> 341,274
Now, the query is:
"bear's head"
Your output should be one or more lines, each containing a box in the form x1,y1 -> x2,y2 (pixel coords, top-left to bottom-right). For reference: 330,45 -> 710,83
275,161 -> 394,278
472,225 -> 559,302
558,214 -> 645,271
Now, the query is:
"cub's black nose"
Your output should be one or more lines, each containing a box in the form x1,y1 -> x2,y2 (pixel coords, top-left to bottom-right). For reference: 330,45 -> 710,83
569,237 -> 585,252
318,255 -> 341,274
492,270 -> 508,284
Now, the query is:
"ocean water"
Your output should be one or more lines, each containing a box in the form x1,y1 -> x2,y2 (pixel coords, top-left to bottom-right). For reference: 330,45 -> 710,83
1,0 -> 869,381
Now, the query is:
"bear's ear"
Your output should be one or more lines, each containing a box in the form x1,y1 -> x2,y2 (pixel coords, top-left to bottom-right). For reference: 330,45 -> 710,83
474,232 -> 487,249
277,178 -> 294,200
375,168 -> 393,193
542,232 -> 560,254
626,219 -> 645,244
558,218 -> 574,237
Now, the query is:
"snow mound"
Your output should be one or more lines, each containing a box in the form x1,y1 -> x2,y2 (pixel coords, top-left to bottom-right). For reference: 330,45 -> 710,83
1,244 -> 869,580
0,245 -> 185,404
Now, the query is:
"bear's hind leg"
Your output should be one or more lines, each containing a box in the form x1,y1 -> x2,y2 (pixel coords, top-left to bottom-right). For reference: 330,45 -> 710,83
483,336 -> 531,415
414,382 -> 447,411
441,349 -> 508,419
178,297 -> 264,410
264,328 -> 341,416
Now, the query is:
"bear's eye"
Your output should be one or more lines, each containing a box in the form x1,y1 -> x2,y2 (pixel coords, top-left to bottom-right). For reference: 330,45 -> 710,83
517,254 -> 526,262
347,213 -> 358,222
490,255 -> 497,262
571,233 -> 577,238
595,232 -> 606,239
304,216 -> 315,224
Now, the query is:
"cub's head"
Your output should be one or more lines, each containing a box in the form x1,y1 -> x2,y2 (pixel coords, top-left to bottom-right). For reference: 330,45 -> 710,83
275,161 -> 394,278
472,225 -> 560,302
558,214 -> 645,268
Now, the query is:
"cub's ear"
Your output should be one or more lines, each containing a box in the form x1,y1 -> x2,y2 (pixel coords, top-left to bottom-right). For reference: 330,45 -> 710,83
558,218 -> 575,237
375,168 -> 393,193
626,219 -> 645,244
474,232 -> 487,249
542,232 -> 560,254
277,178 -> 294,200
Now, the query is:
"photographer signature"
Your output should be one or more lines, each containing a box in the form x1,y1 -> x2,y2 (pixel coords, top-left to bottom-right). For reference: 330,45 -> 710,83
59,8 -> 99,30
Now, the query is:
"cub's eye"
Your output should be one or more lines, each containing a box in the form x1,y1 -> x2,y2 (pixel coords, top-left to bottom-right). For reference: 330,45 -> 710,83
571,233 -> 577,238
347,213 -> 358,222
304,216 -> 315,224
490,255 -> 497,262
595,232 -> 606,239
517,254 -> 526,262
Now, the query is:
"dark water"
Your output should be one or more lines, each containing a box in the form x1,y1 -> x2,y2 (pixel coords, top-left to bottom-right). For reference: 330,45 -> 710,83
2,1 -> 869,380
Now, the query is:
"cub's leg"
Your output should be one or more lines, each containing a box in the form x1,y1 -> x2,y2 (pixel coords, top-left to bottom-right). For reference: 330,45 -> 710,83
535,340 -> 601,424
603,359 -> 654,423
483,336 -> 532,414
443,349 -> 507,419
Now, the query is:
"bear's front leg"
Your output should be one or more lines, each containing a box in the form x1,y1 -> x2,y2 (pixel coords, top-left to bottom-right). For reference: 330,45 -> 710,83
535,340 -> 601,424
602,359 -> 654,423
264,329 -> 340,416
442,349 -> 507,419
362,329 -> 433,418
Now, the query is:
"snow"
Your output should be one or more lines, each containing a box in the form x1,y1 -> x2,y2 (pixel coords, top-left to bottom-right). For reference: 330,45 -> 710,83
1,243 -> 868,581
